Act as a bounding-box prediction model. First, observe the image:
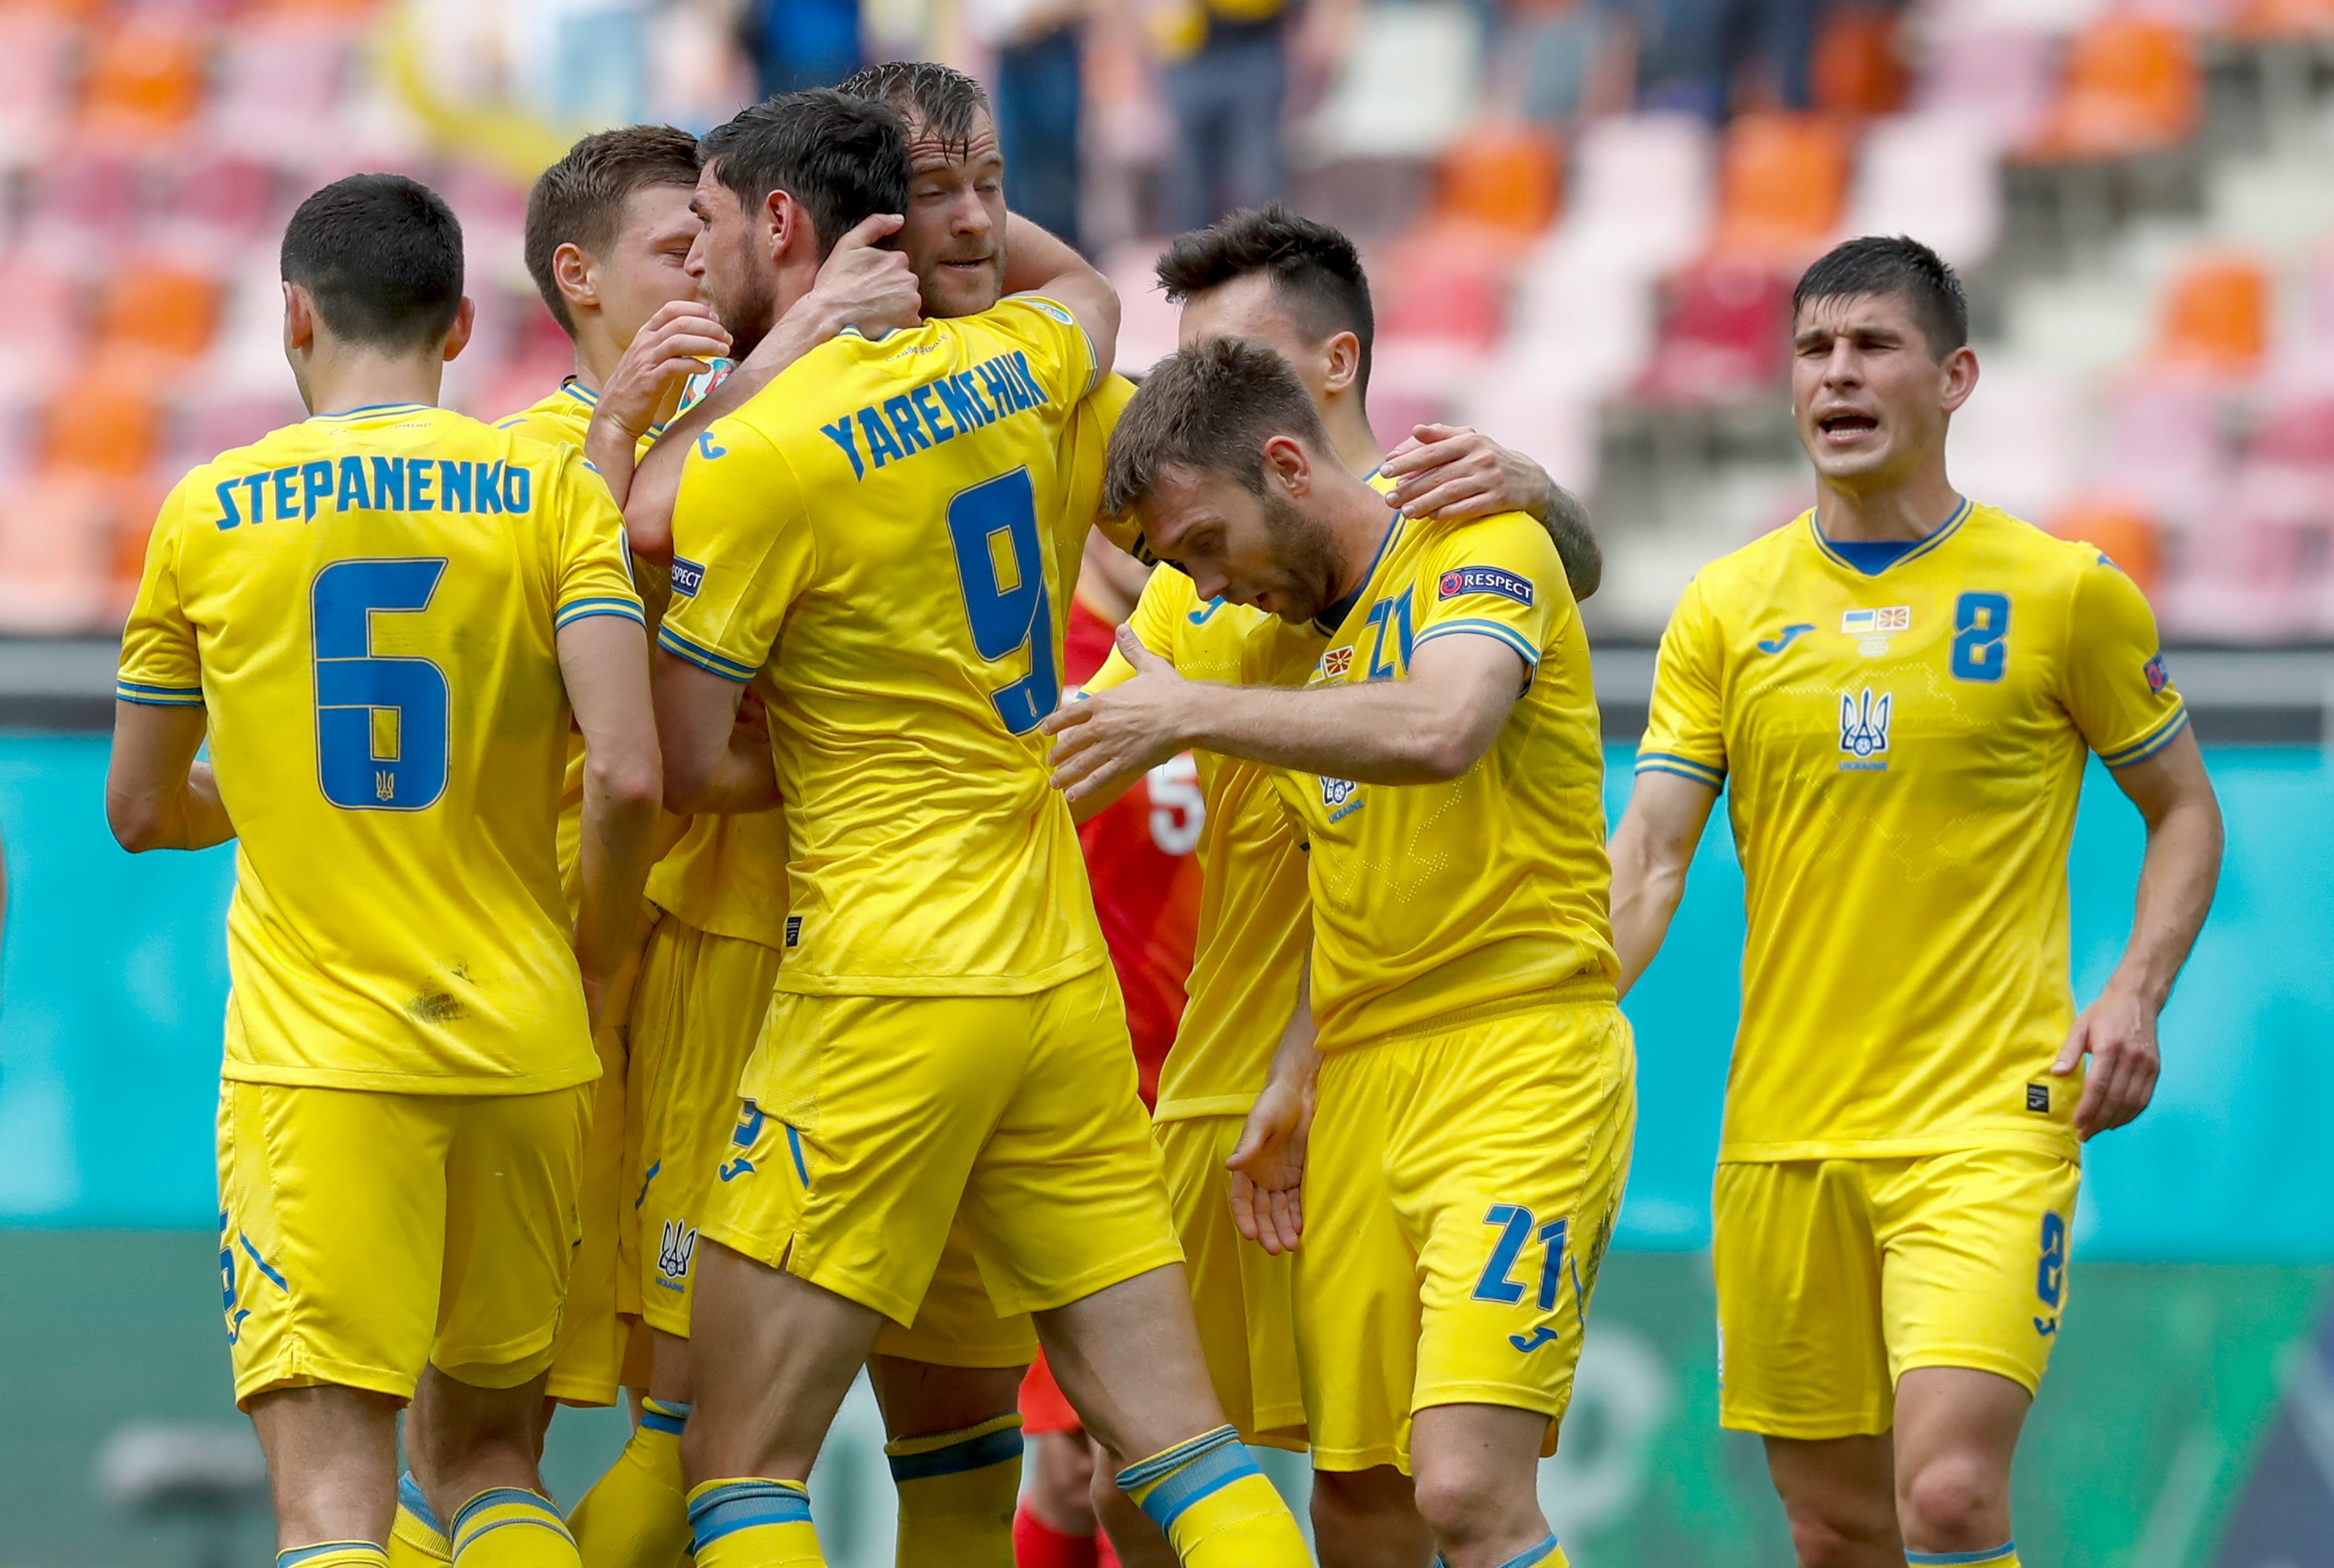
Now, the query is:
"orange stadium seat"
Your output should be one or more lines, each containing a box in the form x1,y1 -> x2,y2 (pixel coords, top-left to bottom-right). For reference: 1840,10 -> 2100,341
2025,15 -> 2199,162
1812,3 -> 1907,119
98,263 -> 220,365
2154,252 -> 2273,375
1709,112 -> 1851,266
2230,0 -> 2334,39
1433,124 -> 1564,236
43,374 -> 161,480
2049,497 -> 2162,597
81,19 -> 209,140
0,472 -> 113,634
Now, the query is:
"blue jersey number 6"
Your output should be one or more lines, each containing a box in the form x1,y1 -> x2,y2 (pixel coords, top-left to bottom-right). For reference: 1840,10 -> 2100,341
945,469 -> 1059,734
313,557 -> 450,811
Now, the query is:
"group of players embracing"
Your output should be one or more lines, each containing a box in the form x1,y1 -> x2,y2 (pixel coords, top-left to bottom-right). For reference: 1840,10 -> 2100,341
105,51 -> 2225,1568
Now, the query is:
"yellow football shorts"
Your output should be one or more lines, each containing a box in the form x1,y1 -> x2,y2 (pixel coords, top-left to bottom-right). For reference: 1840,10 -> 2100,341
702,963 -> 1182,1332
217,1078 -> 590,1409
1711,1145 -> 2081,1439
1294,998 -> 1635,1474
545,1021 -> 632,1406
1157,1113 -> 1304,1448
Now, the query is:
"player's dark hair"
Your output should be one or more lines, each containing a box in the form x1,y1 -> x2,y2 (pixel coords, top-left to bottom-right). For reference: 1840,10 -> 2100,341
523,124 -> 702,338
1155,205 -> 1375,400
699,89 -> 911,260
280,173 -> 463,354
1794,235 -> 1969,359
837,59 -> 990,157
1104,337 -> 1335,516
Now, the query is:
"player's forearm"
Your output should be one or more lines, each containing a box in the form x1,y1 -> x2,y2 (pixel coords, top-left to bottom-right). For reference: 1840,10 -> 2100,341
1266,971 -> 1321,1093
2110,788 -> 2223,1012
583,414 -> 642,511
1607,845 -> 1688,999
1178,677 -> 1490,785
574,766 -> 660,991
1002,214 -> 1119,377
106,706 -> 234,852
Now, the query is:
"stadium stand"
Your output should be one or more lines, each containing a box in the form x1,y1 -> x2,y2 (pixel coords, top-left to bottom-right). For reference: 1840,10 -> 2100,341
5,0 -> 2334,641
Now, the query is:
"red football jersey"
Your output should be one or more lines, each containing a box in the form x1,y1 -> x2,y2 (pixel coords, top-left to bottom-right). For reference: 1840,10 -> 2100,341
1063,593 -> 1203,1107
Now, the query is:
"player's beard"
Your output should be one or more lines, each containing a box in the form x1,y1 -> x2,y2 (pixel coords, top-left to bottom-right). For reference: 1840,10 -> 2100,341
712,235 -> 779,361
1258,489 -> 1345,625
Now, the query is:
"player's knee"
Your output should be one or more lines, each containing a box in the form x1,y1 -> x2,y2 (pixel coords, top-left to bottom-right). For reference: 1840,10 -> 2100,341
1899,1450 -> 2005,1548
1410,1462 -> 1526,1548
1784,1506 -> 1896,1568
1308,1466 -> 1408,1534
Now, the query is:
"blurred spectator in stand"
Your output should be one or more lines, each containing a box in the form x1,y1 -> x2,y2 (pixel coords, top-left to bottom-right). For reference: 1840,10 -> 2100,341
1639,0 -> 1892,121
975,0 -> 1089,247
1500,0 -> 1637,126
539,0 -> 651,124
1149,0 -> 1353,231
742,0 -> 864,97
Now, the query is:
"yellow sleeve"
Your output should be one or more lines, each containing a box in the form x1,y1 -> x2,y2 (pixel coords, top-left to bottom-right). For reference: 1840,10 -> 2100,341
656,420 -> 810,683
2062,553 -> 2189,769
1408,511 -> 1564,674
1082,561 -> 1185,693
1636,574 -> 1727,790
546,447 -> 646,633
116,479 -> 205,706
996,293 -> 1100,407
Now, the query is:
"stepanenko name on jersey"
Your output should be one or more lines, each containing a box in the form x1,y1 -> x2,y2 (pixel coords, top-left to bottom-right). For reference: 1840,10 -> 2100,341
816,348 -> 1054,481
209,455 -> 536,528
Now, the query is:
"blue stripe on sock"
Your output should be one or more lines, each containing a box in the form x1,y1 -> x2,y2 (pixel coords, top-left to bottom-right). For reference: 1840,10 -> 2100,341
449,1488 -> 563,1545
888,1424 -> 1024,1481
1907,1545 -> 2014,1566
689,1480 -> 812,1548
276,1544 -> 383,1567
1115,1424 -> 1241,1490
1131,1442 -> 1259,1534
639,1398 -> 690,1437
397,1472 -> 441,1532
1496,1536 -> 1561,1568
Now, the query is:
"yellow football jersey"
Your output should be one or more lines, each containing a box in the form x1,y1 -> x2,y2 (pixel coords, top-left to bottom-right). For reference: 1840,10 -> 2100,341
1276,508 -> 1614,1052
117,403 -> 643,1093
660,295 -> 1109,996
1638,501 -> 2188,1162
1089,567 -> 1320,1118
494,368 -> 725,457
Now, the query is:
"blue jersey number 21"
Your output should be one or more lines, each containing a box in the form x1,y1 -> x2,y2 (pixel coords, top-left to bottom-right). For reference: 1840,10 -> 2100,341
313,557 -> 450,811
945,468 -> 1059,734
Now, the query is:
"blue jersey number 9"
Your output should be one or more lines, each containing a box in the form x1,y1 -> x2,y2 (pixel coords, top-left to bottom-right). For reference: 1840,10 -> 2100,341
945,469 -> 1059,734
1951,591 -> 2010,682
313,557 -> 450,811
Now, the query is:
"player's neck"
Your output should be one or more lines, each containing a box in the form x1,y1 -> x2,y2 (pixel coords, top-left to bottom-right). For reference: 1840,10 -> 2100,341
1813,468 -> 1962,544
1323,470 -> 1397,602
569,316 -> 622,395
1322,394 -> 1383,479
296,345 -> 444,417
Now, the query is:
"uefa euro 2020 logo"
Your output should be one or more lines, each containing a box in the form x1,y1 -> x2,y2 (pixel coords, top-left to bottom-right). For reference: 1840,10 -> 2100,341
1839,688 -> 1892,760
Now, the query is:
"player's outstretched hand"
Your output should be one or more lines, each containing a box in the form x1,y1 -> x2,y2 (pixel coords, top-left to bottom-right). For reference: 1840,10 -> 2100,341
803,212 -> 920,341
594,301 -> 733,443
2051,986 -> 2162,1139
1228,1072 -> 1311,1256
1380,423 -> 1554,523
1041,626 -> 1192,808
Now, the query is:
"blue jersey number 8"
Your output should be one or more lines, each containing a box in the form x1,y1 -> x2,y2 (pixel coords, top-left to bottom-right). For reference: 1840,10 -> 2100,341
313,557 -> 450,811
1951,591 -> 2010,682
945,469 -> 1059,734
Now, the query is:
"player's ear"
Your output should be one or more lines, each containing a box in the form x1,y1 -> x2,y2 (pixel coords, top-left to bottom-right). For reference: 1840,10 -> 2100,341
552,241 -> 596,314
441,298 -> 476,364
765,189 -> 799,264
1319,331 -> 1362,398
282,282 -> 316,357
1940,344 -> 1979,416
1262,432 -> 1312,495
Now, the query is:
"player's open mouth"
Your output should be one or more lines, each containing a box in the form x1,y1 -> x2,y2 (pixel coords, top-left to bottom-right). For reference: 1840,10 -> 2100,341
1817,412 -> 1878,441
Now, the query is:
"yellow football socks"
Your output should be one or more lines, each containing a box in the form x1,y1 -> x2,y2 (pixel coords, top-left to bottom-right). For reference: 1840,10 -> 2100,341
449,1488 -> 580,1566
686,1478 -> 823,1567
1907,1547 -> 2018,1567
388,1472 -> 453,1566
278,1546 -> 391,1568
570,1398 -> 692,1568
886,1412 -> 1023,1568
1112,1426 -> 1309,1567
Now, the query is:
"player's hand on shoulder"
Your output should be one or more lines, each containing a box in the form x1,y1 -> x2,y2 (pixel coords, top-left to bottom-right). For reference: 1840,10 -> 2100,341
1041,626 -> 1191,808
2052,986 -> 2162,1139
1381,423 -> 1554,524
803,212 -> 920,341
594,301 -> 733,448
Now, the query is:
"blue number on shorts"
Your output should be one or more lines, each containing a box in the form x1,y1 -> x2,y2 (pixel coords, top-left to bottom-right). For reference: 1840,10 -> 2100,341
945,468 -> 1058,734
217,1211 -> 235,1314
1950,591 -> 2010,682
313,557 -> 450,810
1536,1218 -> 1570,1311
2036,1210 -> 2067,1309
1473,1204 -> 1535,1303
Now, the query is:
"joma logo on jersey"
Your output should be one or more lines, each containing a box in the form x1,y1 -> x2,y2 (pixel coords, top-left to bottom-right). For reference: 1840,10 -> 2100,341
657,1220 -> 697,1288
670,557 -> 705,598
1838,688 -> 1892,763
1437,566 -> 1533,606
